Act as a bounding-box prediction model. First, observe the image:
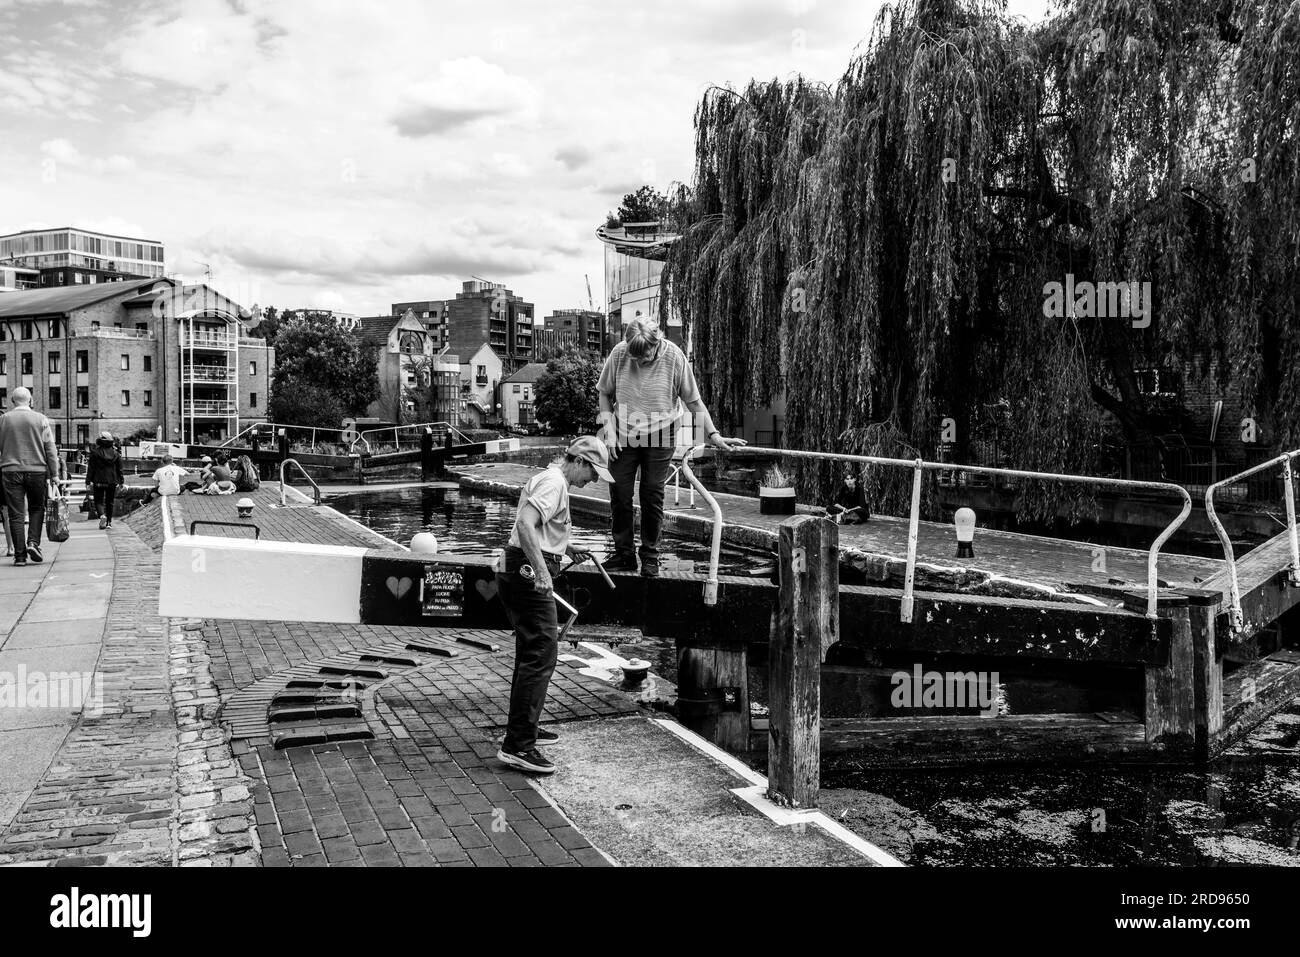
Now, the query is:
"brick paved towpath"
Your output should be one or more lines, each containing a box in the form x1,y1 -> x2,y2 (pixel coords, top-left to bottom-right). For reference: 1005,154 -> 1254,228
0,484 -> 890,866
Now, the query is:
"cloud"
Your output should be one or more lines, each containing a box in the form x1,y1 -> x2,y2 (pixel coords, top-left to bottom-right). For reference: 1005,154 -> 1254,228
554,145 -> 594,171
40,138 -> 135,174
390,57 -> 540,137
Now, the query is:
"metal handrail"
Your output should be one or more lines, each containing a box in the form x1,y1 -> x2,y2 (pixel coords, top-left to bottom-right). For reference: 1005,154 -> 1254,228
279,458 -> 322,506
349,421 -> 473,456
1204,449 -> 1300,633
218,422 -> 348,451
677,445 -> 1194,619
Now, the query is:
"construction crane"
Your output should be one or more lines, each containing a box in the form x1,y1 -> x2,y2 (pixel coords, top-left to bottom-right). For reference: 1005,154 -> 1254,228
585,273 -> 594,311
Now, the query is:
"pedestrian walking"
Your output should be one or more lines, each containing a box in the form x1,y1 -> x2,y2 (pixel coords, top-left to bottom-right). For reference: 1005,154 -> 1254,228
596,316 -> 746,577
87,431 -> 125,529
495,436 -> 613,775
0,386 -> 60,566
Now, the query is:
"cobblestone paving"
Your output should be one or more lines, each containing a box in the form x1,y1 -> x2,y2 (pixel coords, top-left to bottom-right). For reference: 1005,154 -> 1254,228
0,528 -> 255,866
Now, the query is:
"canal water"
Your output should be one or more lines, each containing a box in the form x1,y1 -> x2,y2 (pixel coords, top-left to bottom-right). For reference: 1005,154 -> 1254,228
333,484 -> 1300,867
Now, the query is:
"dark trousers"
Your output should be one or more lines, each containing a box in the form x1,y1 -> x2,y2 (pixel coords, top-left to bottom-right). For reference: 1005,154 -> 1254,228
497,547 -> 561,752
2,470 -> 48,557
93,483 -> 117,520
608,433 -> 676,562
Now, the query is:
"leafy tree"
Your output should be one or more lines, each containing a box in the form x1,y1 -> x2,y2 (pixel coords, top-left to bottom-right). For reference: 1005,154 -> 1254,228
607,185 -> 668,227
267,313 -> 378,426
662,0 -> 1300,519
534,348 -> 600,434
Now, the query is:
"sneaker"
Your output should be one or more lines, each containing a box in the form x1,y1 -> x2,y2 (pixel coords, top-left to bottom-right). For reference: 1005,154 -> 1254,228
536,727 -> 559,746
13,555 -> 26,567
602,554 -> 639,573
640,558 -> 660,578
497,747 -> 555,774
25,544 -> 43,564
99,516 -> 109,530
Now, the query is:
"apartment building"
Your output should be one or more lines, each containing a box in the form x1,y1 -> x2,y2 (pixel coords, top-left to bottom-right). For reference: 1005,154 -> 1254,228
0,278 -> 273,446
0,227 -> 166,287
535,309 -> 607,362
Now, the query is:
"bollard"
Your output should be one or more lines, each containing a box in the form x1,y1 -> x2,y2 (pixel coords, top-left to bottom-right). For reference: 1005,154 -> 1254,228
954,507 -> 976,558
421,428 -> 434,482
277,429 -> 290,464
768,514 -> 837,809
410,532 -> 439,554
1128,589 -> 1195,755
1179,588 -> 1223,759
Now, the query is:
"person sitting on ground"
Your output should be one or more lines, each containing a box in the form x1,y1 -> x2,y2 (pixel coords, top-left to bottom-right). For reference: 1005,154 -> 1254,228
86,431 -> 125,530
145,454 -> 192,502
825,468 -> 870,524
201,451 -> 237,494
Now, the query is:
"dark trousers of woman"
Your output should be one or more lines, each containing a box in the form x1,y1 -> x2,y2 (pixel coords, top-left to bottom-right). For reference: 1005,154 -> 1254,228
608,426 -> 676,564
92,483 -> 117,521
496,546 -> 561,752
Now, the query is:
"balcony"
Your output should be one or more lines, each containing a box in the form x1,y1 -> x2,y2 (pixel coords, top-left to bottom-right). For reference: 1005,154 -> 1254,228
181,332 -> 236,349
79,327 -> 154,340
183,399 -> 238,416
183,366 -> 235,383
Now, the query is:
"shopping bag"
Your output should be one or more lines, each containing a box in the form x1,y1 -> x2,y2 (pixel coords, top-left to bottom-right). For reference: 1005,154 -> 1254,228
46,481 -> 70,542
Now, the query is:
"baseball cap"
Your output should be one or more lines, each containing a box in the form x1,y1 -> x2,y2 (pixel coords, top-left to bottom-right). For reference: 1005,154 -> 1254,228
200,455 -> 213,464
99,430 -> 113,441
567,435 -> 613,484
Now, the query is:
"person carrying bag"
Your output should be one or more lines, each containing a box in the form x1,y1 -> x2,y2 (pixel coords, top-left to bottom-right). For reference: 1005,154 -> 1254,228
45,479 -> 69,543
87,430 -> 125,530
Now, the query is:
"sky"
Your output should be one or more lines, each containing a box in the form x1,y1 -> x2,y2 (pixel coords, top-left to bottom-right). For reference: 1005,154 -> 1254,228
0,0 -> 1051,320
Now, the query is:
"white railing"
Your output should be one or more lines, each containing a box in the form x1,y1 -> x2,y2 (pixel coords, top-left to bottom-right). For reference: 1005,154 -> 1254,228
182,366 -> 235,382
182,333 -> 236,348
350,421 -> 472,455
678,445 -> 1194,619
185,399 -> 238,415
80,327 -> 154,339
217,422 -> 351,453
1204,449 -> 1300,634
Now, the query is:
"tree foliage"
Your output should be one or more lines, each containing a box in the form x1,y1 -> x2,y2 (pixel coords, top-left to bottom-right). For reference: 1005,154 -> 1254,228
661,0 -> 1300,519
608,185 -> 670,227
534,348 -> 601,434
267,313 -> 379,426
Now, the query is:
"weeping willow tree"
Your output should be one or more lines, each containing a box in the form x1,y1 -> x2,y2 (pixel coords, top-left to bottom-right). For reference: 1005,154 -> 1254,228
662,0 -> 1300,520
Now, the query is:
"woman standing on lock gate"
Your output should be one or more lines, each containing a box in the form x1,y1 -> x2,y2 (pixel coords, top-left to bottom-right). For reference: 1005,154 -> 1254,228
87,430 -> 125,530
494,436 -> 612,776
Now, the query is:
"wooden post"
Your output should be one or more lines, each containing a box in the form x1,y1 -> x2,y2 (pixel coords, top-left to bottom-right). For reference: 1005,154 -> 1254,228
676,645 -> 749,753
1179,588 -> 1223,760
768,514 -> 838,809
420,429 -> 434,482
1128,589 -> 1195,755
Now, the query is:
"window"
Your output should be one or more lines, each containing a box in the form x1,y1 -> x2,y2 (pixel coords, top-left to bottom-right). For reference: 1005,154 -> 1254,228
48,387 -> 60,409
76,350 -> 88,373
77,424 -> 88,445
54,424 -> 61,444
0,356 -> 5,375
121,354 -> 129,370
74,273 -> 83,284
48,352 -> 60,373
249,361 -> 257,376
250,392 -> 257,408
91,321 -> 99,330
0,388 -> 5,408
0,325 -> 5,341
144,390 -> 152,407
512,384 -> 520,393
76,386 -> 88,408
21,353 -> 32,375
143,356 -> 152,372
121,390 -> 130,406
48,319 -> 62,337
21,321 -> 32,340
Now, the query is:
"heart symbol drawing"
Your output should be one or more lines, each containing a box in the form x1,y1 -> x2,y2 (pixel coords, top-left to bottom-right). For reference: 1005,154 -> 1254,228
476,579 -> 498,601
386,576 -> 413,600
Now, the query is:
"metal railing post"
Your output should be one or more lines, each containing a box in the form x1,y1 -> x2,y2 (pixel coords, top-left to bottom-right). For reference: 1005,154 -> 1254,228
1284,458 -> 1300,585
901,458 -> 924,624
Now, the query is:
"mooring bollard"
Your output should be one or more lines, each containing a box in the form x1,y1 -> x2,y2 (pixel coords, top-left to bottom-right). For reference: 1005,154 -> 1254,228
1179,588 -> 1223,759
954,507 -> 976,558
421,428 -> 434,482
768,513 -> 838,809
1128,589 -> 1196,755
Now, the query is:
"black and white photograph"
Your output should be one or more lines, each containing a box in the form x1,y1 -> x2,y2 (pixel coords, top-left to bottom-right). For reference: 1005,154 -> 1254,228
1,0 -> 1296,937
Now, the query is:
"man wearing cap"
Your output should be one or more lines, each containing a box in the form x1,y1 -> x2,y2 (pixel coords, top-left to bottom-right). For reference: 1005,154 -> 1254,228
495,435 -> 613,775
0,386 -> 59,565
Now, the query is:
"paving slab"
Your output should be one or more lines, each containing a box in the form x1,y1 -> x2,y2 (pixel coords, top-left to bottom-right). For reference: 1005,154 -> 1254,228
2,620 -> 104,651
536,716 -> 870,867
0,578 -> 43,596
0,644 -> 101,678
0,726 -> 68,802
15,597 -> 110,624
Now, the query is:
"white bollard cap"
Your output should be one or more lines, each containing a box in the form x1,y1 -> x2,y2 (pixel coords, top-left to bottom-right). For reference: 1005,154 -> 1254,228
410,532 -> 439,554
954,507 -> 977,543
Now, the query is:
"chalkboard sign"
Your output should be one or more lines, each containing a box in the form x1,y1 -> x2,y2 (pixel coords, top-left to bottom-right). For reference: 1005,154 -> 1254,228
420,566 -> 465,618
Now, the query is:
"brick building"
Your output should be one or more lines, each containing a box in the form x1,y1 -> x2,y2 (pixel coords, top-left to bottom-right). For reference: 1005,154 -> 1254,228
393,280 -> 534,376
0,278 -> 273,447
535,309 -> 606,362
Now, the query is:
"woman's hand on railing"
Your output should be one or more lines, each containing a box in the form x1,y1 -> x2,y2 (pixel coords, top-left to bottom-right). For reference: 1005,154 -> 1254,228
709,433 -> 747,453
